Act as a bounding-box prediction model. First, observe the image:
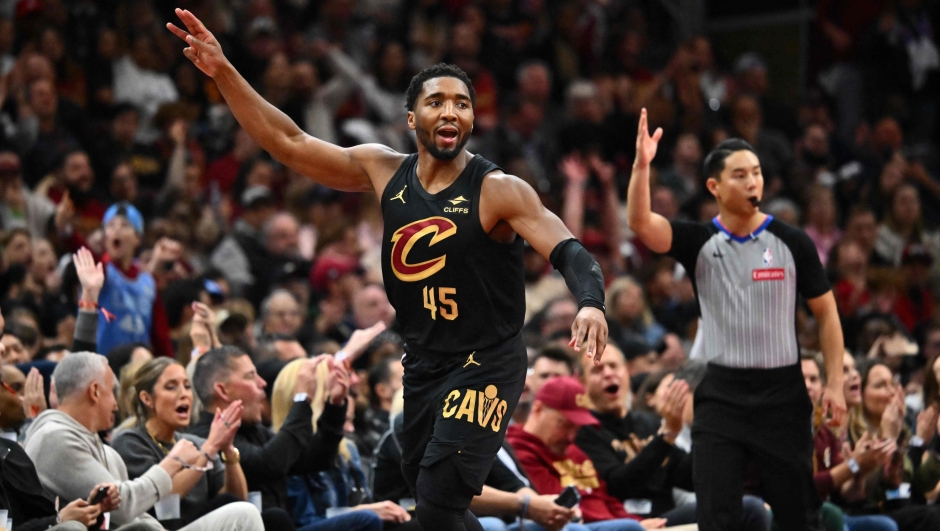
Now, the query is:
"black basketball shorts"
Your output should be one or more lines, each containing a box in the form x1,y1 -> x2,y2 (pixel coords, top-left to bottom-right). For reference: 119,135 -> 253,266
399,332 -> 528,509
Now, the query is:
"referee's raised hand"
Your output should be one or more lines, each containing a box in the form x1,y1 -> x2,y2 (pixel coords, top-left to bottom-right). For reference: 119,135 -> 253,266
570,307 -> 608,364
635,108 -> 663,168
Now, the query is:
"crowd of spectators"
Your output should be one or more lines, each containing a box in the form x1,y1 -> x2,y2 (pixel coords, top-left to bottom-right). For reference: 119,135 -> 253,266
0,0 -> 939,530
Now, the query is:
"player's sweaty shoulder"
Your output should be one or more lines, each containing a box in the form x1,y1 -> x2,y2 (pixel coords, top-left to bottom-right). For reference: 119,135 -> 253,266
479,170 -> 544,236
350,143 -> 409,197
480,170 -> 540,215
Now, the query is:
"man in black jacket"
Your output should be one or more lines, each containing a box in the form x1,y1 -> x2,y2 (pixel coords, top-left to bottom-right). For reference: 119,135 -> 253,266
0,338 -> 111,531
189,346 -> 349,513
575,345 -> 771,528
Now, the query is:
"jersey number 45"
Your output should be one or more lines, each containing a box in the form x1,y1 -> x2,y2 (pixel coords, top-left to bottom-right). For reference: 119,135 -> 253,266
423,286 -> 458,320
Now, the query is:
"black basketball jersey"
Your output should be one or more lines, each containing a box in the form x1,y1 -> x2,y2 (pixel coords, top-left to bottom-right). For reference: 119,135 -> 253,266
380,153 -> 526,356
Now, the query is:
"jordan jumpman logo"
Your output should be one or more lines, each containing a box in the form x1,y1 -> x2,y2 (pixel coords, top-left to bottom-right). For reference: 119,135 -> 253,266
391,186 -> 407,203
463,352 -> 480,368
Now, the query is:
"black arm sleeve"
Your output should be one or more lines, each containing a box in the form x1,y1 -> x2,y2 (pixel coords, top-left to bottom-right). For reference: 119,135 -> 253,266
549,238 -> 605,312
72,309 -> 98,353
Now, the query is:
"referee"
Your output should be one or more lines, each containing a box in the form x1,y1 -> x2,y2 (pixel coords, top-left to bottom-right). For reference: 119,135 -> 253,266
626,109 -> 847,531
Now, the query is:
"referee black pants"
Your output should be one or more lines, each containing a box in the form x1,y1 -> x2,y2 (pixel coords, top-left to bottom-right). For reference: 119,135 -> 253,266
692,363 -> 822,531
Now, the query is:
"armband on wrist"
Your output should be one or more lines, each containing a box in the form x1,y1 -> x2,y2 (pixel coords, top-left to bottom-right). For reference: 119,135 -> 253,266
519,494 -> 531,518
846,457 -> 860,475
549,238 -> 606,313
911,435 -> 925,448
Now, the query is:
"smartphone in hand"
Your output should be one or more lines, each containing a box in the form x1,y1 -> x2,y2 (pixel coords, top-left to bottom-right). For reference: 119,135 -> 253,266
555,485 -> 581,509
90,486 -> 109,505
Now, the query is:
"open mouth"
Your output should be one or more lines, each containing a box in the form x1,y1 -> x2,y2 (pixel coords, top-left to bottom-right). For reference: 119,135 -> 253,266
437,128 -> 458,145
848,383 -> 860,393
175,404 -> 190,417
604,384 -> 619,395
111,238 -> 122,250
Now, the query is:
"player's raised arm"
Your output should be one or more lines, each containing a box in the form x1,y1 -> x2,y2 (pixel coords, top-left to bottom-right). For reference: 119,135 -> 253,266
626,109 -> 673,253
482,173 -> 608,364
167,8 -> 401,193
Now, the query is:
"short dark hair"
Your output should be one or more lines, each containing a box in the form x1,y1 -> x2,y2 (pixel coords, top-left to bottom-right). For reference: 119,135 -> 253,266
532,346 -> 575,373
193,346 -> 248,405
702,138 -> 757,180
405,63 -> 475,112
368,357 -> 396,406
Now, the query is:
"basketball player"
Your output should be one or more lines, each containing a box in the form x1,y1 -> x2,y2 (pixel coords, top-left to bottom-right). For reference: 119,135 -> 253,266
626,110 -> 846,531
168,10 -> 608,531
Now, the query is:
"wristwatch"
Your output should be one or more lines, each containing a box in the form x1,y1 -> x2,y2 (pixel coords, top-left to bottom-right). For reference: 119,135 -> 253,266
221,447 -> 240,465
846,457 -> 860,475
910,435 -> 925,448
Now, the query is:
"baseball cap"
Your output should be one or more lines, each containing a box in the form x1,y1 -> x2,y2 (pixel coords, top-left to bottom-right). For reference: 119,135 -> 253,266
241,185 -> 274,209
310,255 -> 363,292
534,376 -> 600,426
103,202 -> 144,235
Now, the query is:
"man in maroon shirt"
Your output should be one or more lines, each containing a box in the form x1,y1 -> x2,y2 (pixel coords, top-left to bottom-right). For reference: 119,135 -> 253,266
506,376 -> 665,530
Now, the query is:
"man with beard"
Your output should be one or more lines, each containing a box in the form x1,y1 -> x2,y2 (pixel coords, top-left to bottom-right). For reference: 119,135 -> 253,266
169,9 -> 608,531
47,150 -> 107,239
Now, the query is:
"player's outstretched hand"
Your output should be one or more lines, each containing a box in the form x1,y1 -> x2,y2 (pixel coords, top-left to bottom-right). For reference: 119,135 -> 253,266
570,307 -> 607,365
821,381 -> 847,428
634,108 -> 663,169
167,8 -> 227,77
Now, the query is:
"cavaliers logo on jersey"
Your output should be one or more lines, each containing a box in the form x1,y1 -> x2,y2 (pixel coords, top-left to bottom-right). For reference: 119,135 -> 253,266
390,216 -> 457,282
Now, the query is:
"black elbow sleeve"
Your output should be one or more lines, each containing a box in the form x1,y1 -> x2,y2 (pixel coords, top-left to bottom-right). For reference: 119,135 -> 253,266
549,238 -> 606,313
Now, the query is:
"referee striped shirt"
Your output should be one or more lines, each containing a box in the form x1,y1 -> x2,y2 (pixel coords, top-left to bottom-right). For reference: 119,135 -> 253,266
667,215 -> 831,369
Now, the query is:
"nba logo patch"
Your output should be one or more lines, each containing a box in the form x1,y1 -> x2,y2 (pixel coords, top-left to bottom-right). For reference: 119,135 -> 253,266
762,247 -> 773,266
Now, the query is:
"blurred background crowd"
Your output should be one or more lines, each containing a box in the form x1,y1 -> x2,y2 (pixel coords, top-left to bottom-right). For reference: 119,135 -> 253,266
0,0 -> 939,530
